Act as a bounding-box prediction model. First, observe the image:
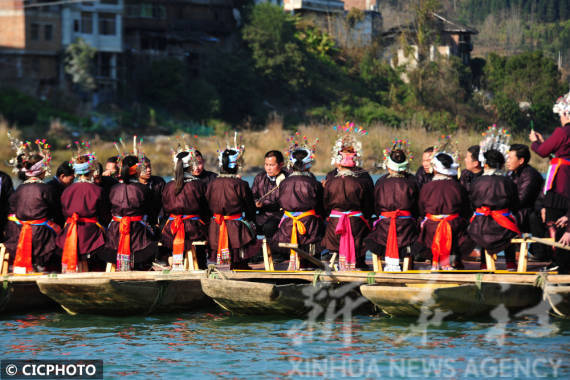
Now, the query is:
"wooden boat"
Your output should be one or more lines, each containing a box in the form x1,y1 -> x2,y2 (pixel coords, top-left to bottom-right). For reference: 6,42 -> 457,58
360,282 -> 543,318
0,274 -> 59,314
36,271 -> 213,316
203,270 -> 570,318
201,274 -> 372,316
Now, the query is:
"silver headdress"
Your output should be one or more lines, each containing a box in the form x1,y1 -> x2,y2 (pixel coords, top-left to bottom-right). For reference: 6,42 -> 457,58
478,125 -> 511,166
330,122 -> 368,167
382,138 -> 413,172
217,131 -> 245,170
285,132 -> 319,170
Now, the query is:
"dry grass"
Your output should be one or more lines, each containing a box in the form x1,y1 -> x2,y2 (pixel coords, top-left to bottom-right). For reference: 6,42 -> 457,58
0,118 -> 549,177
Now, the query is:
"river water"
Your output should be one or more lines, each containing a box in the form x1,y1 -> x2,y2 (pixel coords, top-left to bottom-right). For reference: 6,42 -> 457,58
1,310 -> 568,379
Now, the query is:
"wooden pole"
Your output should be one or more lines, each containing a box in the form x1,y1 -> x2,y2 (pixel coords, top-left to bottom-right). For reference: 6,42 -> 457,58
371,252 -> 382,272
0,244 -> 8,275
262,238 -> 274,271
485,250 -> 496,271
517,241 -> 529,273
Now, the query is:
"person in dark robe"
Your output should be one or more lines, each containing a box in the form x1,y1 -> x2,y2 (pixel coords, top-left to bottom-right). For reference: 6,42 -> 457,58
365,148 -> 419,271
93,162 -> 117,227
0,170 -> 14,242
419,152 -> 472,270
415,146 -> 434,190
105,155 -> 158,271
274,148 -> 324,270
4,154 -> 61,273
161,150 -> 209,269
467,149 -> 520,269
3,156 -> 27,246
323,145 -> 374,270
206,148 -> 256,270
46,161 -> 75,227
139,157 -> 166,235
252,150 -> 288,239
194,150 -> 218,187
505,144 -> 546,261
530,92 -> 570,272
56,155 -> 108,272
460,145 -> 483,194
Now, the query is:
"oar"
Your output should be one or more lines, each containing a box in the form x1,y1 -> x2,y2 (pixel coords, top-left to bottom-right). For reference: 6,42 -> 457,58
278,243 -> 325,270
516,233 -> 570,251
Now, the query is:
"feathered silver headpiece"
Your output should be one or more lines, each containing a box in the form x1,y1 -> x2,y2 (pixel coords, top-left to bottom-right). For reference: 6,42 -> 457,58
478,125 -> 510,166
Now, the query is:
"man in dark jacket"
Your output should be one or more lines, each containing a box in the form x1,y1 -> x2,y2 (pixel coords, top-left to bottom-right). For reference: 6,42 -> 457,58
506,143 -> 546,260
415,146 -> 434,190
47,161 -> 75,227
460,145 -> 483,193
139,157 -> 166,233
252,150 -> 287,239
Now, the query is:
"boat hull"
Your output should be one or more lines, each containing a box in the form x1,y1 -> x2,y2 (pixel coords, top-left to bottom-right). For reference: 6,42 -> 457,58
0,275 -> 59,314
36,272 -> 212,315
360,282 -> 543,318
201,278 -> 371,315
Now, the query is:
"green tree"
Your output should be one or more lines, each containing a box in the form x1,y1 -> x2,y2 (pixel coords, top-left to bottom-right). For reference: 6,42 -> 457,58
242,3 -> 308,92
65,38 -> 97,92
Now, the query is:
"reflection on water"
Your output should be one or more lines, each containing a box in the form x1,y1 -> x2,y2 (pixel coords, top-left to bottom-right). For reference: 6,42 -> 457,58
1,312 -> 568,379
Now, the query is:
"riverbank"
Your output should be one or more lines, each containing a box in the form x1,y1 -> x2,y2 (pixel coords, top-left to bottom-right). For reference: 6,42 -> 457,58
0,119 -> 549,177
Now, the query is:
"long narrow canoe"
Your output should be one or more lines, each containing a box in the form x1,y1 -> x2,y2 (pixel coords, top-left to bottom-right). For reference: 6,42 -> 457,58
201,277 -> 372,315
36,271 -> 213,315
360,282 -> 543,318
1,275 -> 59,314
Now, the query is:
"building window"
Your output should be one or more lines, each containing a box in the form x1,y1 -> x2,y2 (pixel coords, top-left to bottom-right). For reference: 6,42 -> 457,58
81,12 -> 93,34
44,25 -> 53,41
74,19 -> 80,32
99,13 -> 116,35
31,23 -> 39,40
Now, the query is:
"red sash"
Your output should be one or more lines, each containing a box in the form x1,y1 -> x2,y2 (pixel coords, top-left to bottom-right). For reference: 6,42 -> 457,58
472,207 -> 521,235
214,213 -> 242,266
169,214 -> 203,259
14,218 -> 61,274
61,213 -> 99,273
112,215 -> 144,271
381,210 -> 412,268
425,213 -> 459,268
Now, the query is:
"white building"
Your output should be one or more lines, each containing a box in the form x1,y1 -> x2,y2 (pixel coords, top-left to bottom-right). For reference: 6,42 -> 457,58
61,0 -> 123,100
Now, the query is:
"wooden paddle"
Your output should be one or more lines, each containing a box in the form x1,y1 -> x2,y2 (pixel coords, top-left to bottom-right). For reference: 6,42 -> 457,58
278,243 -> 325,270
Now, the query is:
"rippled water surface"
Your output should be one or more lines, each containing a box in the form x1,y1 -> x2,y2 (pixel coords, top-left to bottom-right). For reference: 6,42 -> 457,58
1,311 -> 569,379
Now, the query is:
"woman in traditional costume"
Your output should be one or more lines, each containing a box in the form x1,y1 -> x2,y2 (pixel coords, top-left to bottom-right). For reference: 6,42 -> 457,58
105,153 -> 158,271
322,124 -> 374,270
206,134 -> 256,270
530,92 -> 570,272
161,145 -> 209,270
274,135 -> 323,270
4,139 -> 61,273
56,143 -> 107,272
365,140 -> 419,271
468,127 -> 520,268
418,139 -> 471,270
